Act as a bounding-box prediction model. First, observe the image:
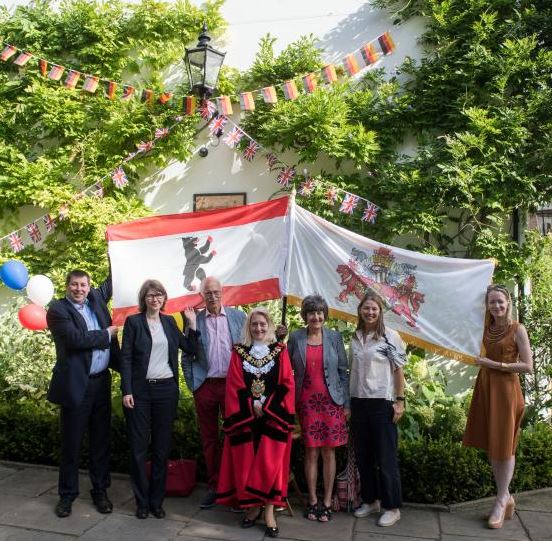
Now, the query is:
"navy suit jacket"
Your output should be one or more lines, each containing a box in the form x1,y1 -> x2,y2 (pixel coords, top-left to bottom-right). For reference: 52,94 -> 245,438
47,277 -> 120,408
120,312 -> 197,397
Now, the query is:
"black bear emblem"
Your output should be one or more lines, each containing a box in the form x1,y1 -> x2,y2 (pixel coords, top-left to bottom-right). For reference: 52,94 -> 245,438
182,236 -> 216,291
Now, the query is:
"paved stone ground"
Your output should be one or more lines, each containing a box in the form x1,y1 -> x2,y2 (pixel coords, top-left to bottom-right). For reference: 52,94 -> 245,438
0,462 -> 551,540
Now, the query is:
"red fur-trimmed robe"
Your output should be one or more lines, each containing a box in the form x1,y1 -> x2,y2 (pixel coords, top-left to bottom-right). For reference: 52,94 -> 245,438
216,343 -> 295,508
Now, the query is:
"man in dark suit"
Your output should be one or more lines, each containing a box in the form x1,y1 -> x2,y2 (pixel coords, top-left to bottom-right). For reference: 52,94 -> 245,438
47,269 -> 120,518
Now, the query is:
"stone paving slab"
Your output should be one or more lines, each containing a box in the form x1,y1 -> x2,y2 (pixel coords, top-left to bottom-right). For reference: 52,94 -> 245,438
0,525 -> 76,541
275,510 -> 355,541
515,490 -> 552,513
354,533 -> 436,541
0,494 -> 105,537
440,507 -> 530,541
0,469 -> 57,498
354,509 -> 439,539
178,514 -> 265,541
0,466 -> 19,482
517,510 -> 552,541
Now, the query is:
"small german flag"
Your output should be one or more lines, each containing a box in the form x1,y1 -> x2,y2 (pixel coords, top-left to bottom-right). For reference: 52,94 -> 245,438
1,45 -> 17,62
282,80 -> 298,100
158,92 -> 173,105
48,64 -> 65,81
239,91 -> 255,111
121,85 -> 135,100
64,70 -> 80,89
262,86 -> 277,104
141,89 -> 154,105
183,96 -> 196,115
216,96 -> 233,115
321,64 -> 337,84
82,75 -> 99,93
360,43 -> 379,66
343,54 -> 360,76
38,59 -> 48,77
105,81 -> 117,99
13,51 -> 32,67
378,32 -> 396,55
302,73 -> 317,93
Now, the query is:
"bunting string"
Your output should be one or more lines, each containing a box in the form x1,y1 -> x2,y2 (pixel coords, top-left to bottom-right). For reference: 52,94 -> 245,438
0,31 -> 396,114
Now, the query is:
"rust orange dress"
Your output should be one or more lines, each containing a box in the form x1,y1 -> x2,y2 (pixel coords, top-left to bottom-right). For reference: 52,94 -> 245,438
463,322 -> 525,460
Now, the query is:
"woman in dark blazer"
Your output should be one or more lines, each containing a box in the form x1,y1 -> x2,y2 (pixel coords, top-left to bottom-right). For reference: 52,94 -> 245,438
121,279 -> 197,519
287,295 -> 350,522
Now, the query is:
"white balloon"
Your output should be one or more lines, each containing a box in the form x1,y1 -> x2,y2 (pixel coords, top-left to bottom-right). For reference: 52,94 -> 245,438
26,274 -> 55,307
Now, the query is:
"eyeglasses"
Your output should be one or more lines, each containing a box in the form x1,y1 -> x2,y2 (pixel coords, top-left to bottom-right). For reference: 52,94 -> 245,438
145,294 -> 164,300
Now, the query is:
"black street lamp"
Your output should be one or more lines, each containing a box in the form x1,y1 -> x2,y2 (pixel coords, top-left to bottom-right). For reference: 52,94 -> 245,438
184,22 -> 226,99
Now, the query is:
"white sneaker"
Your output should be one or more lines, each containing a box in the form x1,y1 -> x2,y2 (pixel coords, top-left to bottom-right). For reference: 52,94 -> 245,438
353,501 -> 381,518
377,508 -> 401,527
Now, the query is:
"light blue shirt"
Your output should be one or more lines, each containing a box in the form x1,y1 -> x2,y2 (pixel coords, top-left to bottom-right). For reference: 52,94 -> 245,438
68,297 -> 110,375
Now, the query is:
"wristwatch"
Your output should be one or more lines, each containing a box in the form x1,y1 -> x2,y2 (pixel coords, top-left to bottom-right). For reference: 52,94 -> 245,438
395,396 -> 405,402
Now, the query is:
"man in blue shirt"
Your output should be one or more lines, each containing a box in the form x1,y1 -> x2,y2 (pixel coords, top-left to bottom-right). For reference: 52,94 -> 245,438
47,269 -> 120,518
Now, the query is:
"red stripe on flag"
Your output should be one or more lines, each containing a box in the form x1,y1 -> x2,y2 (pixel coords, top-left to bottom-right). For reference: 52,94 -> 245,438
106,196 -> 289,241
112,278 -> 282,325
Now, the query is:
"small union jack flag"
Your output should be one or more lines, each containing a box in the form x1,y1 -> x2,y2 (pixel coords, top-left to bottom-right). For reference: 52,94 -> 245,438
26,222 -> 42,243
340,193 -> 360,214
8,232 -> 24,253
326,187 -> 339,204
58,205 -> 69,220
112,167 -> 129,189
223,127 -> 244,149
198,99 -> 216,120
361,203 -> 379,223
276,166 -> 296,188
123,151 -> 137,163
266,153 -> 279,171
154,127 -> 169,139
174,115 -> 184,122
93,182 -> 104,198
43,214 -> 56,232
208,115 -> 227,136
243,141 -> 260,162
299,178 -> 317,196
137,141 -> 154,153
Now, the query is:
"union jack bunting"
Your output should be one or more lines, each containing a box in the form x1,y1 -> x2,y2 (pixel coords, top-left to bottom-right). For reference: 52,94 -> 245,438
174,115 -> 184,122
276,166 -> 296,188
8,232 -> 24,253
198,99 -> 216,120
339,193 -> 360,214
137,141 -> 154,153
154,127 -> 169,139
223,127 -> 244,149
208,115 -> 227,136
326,186 -> 339,204
58,205 -> 69,220
123,151 -> 137,162
242,141 -> 260,162
93,182 -> 104,198
299,178 -> 317,195
43,214 -> 56,232
361,203 -> 379,223
266,153 -> 279,171
26,222 -> 41,243
112,167 -> 129,189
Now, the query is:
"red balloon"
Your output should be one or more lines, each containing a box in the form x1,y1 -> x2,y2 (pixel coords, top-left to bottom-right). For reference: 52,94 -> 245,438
18,303 -> 48,331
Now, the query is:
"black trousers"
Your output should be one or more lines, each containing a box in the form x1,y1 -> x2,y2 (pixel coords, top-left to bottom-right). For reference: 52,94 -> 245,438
125,379 -> 179,509
59,370 -> 111,499
350,397 -> 402,509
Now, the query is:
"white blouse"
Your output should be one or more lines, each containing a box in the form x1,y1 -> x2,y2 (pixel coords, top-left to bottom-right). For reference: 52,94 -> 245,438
146,319 -> 173,380
349,328 -> 405,401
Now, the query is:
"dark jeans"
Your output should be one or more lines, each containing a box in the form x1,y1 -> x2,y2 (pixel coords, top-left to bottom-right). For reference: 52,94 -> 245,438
59,370 -> 111,499
350,397 -> 402,509
125,379 -> 179,509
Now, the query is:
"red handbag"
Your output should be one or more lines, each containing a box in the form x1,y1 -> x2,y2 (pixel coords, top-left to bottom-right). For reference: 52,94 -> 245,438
145,458 -> 197,496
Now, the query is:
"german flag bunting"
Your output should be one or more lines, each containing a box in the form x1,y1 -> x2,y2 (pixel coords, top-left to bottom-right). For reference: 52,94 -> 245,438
262,86 -> 277,104
0,45 -> 16,62
105,80 -> 117,99
282,80 -> 298,100
141,88 -> 154,105
38,58 -> 48,76
239,91 -> 255,111
216,95 -> 233,115
184,95 -> 196,115
13,51 -> 32,67
378,32 -> 396,55
343,54 -> 360,76
48,64 -> 65,81
121,85 -> 135,100
321,64 -> 337,84
158,91 -> 173,105
64,69 -> 80,89
360,43 -> 379,66
302,73 -> 317,93
82,75 -> 99,93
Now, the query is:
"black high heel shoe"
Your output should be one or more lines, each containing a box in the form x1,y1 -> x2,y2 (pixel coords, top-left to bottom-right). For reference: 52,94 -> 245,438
241,507 -> 262,528
265,525 -> 279,538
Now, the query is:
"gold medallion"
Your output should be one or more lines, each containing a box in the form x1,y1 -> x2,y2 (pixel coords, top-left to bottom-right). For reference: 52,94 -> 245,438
251,378 -> 265,398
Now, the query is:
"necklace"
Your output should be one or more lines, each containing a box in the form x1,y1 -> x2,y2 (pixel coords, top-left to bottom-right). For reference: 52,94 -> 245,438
486,323 -> 509,343
235,344 -> 282,399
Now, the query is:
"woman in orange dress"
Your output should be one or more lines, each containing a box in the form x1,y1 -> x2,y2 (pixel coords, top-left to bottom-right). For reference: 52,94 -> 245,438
463,285 -> 532,529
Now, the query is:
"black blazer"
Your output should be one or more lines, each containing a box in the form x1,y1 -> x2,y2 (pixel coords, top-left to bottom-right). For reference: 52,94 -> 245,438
120,312 -> 197,397
47,277 -> 121,408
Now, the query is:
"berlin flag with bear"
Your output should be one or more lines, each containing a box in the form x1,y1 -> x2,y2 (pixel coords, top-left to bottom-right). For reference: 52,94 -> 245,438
106,195 -> 494,363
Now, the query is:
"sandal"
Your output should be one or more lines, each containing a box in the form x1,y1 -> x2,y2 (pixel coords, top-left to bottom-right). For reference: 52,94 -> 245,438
241,507 -> 262,528
318,505 -> 332,523
303,503 -> 319,521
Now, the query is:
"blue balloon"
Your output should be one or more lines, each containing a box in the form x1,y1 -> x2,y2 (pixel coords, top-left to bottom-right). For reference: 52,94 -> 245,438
0,260 -> 29,290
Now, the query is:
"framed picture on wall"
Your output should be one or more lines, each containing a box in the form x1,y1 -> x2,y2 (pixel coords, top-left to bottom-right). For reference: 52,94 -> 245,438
193,192 -> 247,212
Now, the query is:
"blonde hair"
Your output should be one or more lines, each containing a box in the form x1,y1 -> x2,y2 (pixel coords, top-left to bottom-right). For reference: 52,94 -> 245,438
485,284 -> 513,326
241,307 -> 276,346
357,291 -> 386,340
